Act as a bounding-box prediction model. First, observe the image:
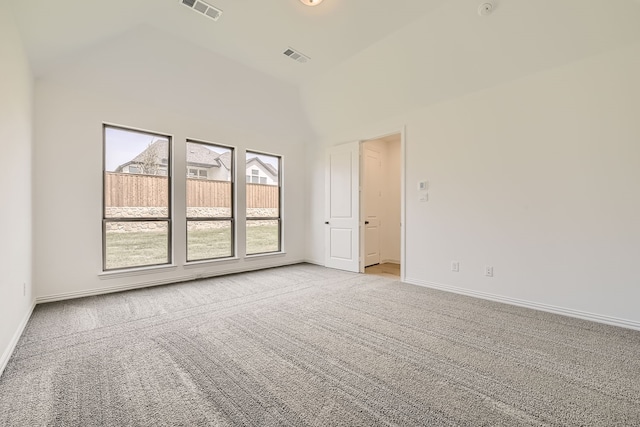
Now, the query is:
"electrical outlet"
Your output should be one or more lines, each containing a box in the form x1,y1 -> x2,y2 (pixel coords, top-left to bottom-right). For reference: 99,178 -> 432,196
451,261 -> 460,272
484,266 -> 493,277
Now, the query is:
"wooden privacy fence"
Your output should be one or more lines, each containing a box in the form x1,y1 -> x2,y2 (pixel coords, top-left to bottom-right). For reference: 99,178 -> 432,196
187,178 -> 231,208
246,183 -> 278,209
105,173 -> 168,207
105,172 -> 278,208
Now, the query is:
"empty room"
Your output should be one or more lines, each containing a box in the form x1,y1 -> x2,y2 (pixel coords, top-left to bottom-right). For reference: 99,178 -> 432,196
1,0 -> 639,425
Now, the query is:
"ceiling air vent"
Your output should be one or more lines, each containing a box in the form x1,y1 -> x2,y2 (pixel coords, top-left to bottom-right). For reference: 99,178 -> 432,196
283,47 -> 310,64
181,0 -> 223,21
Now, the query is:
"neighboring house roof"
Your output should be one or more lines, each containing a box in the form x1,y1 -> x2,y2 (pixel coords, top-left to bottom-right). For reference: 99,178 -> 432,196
246,157 -> 278,179
116,140 -> 227,172
115,139 -> 169,172
218,151 -> 232,170
116,141 -> 278,178
186,143 -> 223,167
130,139 -> 169,164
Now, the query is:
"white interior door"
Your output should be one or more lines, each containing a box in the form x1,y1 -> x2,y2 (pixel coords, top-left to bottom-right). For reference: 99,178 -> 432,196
325,142 -> 360,272
364,148 -> 381,267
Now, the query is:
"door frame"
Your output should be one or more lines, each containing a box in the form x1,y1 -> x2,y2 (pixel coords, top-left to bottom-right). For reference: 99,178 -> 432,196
358,127 -> 406,281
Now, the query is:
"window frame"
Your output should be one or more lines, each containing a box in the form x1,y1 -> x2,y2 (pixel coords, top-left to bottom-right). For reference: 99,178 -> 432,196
185,139 -> 236,262
102,124 -> 173,271
245,150 -> 282,256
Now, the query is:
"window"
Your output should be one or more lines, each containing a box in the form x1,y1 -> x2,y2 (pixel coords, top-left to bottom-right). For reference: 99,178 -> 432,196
103,125 -> 171,270
186,140 -> 234,261
188,167 -> 208,179
246,151 -> 281,255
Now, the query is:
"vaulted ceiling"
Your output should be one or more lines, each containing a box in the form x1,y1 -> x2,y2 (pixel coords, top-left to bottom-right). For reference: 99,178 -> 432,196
9,0 -> 640,89
7,0 -> 447,84
7,0 -> 640,135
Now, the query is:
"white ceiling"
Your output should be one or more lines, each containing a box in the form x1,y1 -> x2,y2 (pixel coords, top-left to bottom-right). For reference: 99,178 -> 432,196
8,0 -> 447,84
8,0 -> 640,137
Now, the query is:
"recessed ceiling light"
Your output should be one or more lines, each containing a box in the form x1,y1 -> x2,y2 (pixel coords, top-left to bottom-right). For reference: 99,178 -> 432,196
299,0 -> 324,6
478,2 -> 494,16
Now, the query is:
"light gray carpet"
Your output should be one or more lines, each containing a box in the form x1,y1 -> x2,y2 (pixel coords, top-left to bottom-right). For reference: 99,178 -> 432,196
1,264 -> 639,426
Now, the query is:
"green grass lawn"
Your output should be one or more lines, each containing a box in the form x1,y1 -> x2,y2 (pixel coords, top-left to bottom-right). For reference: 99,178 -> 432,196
187,226 -> 232,261
105,229 -> 168,270
246,222 -> 279,255
105,224 -> 279,269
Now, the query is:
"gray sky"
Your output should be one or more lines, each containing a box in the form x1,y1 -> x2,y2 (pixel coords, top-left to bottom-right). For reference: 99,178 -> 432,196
105,126 -> 279,172
104,127 -> 163,172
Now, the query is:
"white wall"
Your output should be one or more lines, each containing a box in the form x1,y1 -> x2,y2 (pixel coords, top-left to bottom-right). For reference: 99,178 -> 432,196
363,138 -> 401,264
304,40 -> 640,327
0,0 -> 34,374
33,26 -> 313,300
382,139 -> 401,264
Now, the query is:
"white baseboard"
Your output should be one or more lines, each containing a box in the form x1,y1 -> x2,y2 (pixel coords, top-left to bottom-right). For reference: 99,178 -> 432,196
37,259 -> 307,304
303,258 -> 325,267
404,277 -> 640,332
380,259 -> 400,265
0,301 -> 36,378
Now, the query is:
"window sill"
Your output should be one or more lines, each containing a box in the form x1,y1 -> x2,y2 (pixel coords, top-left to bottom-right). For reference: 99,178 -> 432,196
244,251 -> 287,260
99,264 -> 178,279
184,257 -> 240,268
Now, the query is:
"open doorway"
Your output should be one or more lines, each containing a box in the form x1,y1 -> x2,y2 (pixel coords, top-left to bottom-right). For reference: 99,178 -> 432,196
361,133 -> 402,279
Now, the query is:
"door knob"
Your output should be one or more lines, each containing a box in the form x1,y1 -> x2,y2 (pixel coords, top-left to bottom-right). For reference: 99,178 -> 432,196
325,221 -> 329,224
365,221 -> 370,225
